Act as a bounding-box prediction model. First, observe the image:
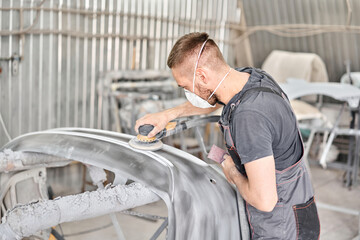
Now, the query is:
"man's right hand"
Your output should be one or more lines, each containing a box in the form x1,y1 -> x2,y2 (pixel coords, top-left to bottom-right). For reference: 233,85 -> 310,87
134,111 -> 171,138
134,101 -> 221,138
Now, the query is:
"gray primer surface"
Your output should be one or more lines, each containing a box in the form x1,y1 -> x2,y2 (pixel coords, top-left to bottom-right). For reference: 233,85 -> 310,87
0,128 -> 244,240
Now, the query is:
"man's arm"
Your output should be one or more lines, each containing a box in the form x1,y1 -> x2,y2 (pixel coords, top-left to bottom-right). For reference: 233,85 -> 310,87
222,155 -> 278,212
134,101 -> 221,137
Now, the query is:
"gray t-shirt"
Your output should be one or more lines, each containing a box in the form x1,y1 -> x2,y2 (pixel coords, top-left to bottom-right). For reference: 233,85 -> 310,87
231,68 -> 303,171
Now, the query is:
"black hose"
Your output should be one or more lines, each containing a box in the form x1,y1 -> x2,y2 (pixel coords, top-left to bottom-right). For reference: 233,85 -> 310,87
163,115 -> 220,138
51,228 -> 65,240
138,115 -> 220,140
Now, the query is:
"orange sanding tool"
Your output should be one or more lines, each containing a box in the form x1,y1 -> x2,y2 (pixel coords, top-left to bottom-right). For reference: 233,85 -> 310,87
128,116 -> 221,151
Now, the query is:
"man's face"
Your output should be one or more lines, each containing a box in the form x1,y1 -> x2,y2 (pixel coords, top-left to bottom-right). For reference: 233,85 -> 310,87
171,66 -> 219,106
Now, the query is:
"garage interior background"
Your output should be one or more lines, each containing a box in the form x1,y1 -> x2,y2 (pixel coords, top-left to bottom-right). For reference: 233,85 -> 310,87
1,0 -> 360,147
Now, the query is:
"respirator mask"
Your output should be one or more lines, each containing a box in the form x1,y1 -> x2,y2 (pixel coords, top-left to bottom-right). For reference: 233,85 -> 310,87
185,39 -> 231,108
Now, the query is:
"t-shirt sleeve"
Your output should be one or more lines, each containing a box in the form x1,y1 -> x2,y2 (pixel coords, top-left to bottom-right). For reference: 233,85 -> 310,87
232,110 -> 274,164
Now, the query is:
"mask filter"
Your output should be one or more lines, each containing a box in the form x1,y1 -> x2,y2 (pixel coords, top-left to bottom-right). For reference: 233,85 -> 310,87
184,89 -> 216,108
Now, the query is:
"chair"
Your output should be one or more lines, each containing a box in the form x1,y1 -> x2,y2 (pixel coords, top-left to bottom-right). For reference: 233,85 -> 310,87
261,50 -> 333,166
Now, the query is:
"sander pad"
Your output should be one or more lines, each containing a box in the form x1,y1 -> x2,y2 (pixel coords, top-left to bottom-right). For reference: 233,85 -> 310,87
128,137 -> 163,151
129,124 -> 165,151
129,137 -> 163,151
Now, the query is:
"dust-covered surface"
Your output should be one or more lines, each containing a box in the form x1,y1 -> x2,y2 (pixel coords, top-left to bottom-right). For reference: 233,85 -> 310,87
0,149 -> 70,172
0,183 -> 159,239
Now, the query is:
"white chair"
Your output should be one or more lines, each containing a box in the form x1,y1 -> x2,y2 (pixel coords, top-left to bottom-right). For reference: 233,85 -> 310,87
261,50 -> 333,166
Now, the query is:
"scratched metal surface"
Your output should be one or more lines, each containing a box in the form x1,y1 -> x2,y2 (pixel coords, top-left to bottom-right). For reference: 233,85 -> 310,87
1,128 -> 243,239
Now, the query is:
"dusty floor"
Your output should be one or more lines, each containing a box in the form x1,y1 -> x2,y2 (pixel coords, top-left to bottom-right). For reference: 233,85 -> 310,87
55,200 -> 168,240
311,165 -> 360,240
50,164 -> 360,240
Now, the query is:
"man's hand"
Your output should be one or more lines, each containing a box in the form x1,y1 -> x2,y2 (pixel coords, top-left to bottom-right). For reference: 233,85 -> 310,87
221,154 -> 242,184
134,111 -> 171,138
221,154 -> 278,212
134,101 -> 221,138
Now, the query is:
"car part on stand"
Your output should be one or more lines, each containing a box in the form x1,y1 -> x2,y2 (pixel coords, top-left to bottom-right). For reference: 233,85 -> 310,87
0,128 -> 245,239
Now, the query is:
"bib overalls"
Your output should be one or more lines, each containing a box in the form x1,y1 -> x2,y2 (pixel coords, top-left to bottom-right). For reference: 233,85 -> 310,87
219,67 -> 320,240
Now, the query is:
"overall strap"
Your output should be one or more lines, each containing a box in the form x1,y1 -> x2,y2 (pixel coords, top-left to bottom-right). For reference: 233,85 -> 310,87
226,86 -> 286,121
236,67 -> 289,101
237,86 -> 284,104
256,68 -> 290,101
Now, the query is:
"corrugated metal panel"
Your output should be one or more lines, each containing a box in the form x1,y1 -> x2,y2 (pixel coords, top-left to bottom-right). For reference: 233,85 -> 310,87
242,0 -> 360,83
0,0 -> 240,147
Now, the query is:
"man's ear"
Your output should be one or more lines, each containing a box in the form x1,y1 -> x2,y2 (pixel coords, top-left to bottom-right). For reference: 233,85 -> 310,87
196,67 -> 208,84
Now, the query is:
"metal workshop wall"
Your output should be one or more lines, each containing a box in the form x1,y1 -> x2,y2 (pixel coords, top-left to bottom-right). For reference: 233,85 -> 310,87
0,0 -> 240,147
241,0 -> 360,83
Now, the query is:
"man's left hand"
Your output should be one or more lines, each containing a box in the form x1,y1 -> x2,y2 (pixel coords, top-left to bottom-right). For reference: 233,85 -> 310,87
221,154 -> 278,212
221,154 -> 243,184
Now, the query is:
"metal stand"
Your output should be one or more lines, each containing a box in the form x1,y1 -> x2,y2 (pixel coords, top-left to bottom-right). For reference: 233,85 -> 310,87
150,218 -> 168,240
316,103 -> 360,188
353,107 -> 360,187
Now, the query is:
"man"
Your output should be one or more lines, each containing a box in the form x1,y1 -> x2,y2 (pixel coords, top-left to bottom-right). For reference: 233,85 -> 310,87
135,32 -> 320,239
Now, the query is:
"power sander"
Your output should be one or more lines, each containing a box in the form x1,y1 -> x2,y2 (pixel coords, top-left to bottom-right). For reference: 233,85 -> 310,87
128,116 -> 220,151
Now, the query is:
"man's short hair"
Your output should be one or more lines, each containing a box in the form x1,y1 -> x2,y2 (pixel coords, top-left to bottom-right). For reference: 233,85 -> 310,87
167,32 -> 225,69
